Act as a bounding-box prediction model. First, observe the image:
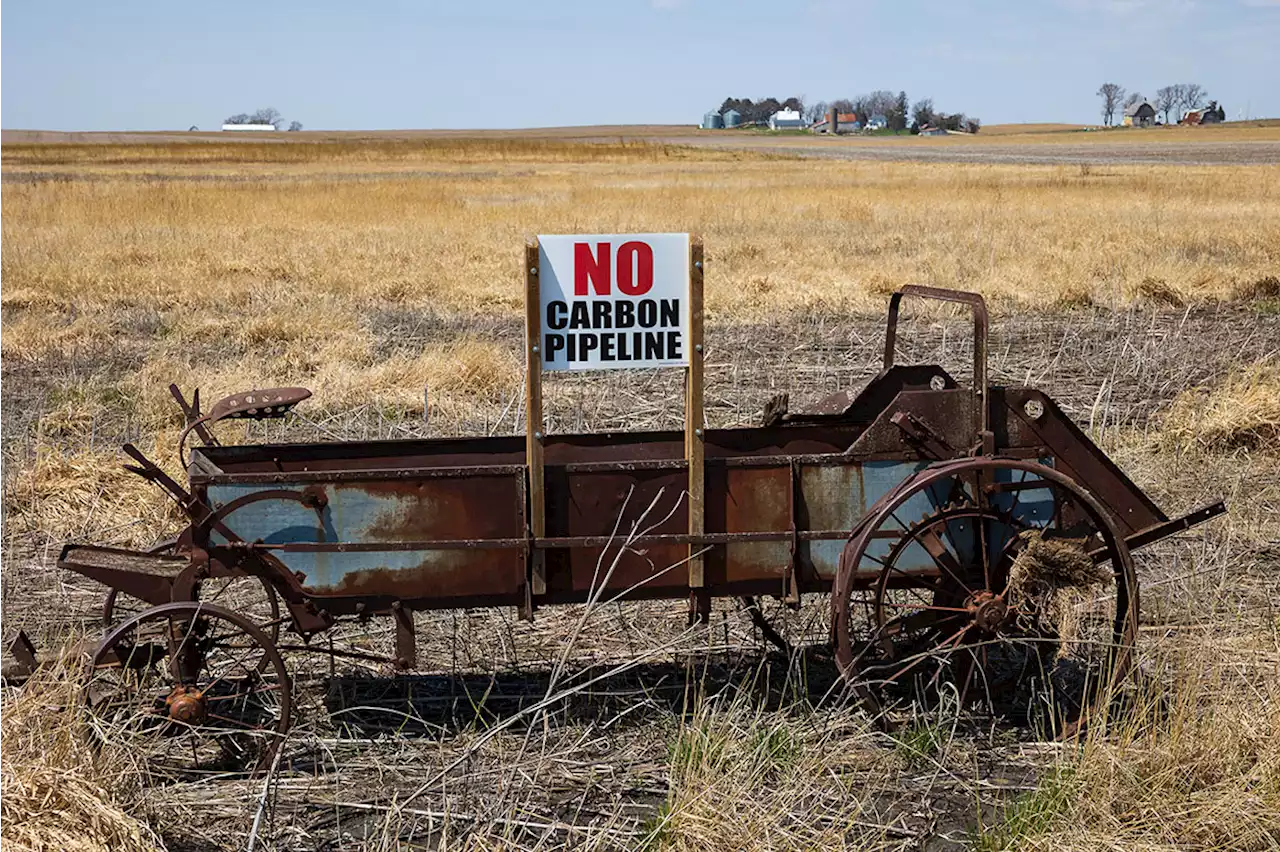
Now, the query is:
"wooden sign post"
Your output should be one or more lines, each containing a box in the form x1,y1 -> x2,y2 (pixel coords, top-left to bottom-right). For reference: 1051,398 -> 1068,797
524,233 -> 705,621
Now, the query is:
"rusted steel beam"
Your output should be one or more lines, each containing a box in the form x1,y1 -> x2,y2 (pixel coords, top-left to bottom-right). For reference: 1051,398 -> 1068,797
687,238 -> 706,609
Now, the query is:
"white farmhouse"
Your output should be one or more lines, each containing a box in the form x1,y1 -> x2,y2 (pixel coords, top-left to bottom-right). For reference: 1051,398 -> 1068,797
768,109 -> 805,130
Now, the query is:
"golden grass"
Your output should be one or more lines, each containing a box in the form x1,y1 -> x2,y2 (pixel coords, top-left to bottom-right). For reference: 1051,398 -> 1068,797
978,635 -> 1280,851
0,657 -> 162,852
1164,362 -> 1280,452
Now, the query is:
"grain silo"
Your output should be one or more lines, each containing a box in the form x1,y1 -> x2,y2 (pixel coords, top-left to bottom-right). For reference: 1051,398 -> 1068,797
702,111 -> 724,129
722,109 -> 741,128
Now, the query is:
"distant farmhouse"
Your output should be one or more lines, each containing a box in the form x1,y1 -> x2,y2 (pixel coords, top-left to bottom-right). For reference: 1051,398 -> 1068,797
1122,100 -> 1156,127
1182,101 -> 1226,125
221,123 -> 277,132
865,113 -> 889,131
768,108 -> 805,130
811,111 -> 860,134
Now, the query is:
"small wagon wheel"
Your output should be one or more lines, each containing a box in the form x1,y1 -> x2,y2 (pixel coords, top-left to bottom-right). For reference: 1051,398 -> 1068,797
102,540 -> 282,643
832,459 -> 1138,733
84,601 -> 292,778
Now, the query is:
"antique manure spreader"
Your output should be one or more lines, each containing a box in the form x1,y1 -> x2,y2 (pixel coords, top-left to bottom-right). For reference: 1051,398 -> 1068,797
14,285 -> 1224,774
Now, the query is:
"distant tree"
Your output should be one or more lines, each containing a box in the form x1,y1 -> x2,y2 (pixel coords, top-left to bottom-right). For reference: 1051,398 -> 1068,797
250,107 -> 284,129
805,100 -> 829,124
1178,83 -> 1206,116
225,113 -> 251,125
1097,82 -> 1125,126
781,96 -> 804,113
964,117 -> 982,134
911,97 -> 935,128
831,98 -> 855,115
1155,86 -> 1178,124
890,91 -> 909,131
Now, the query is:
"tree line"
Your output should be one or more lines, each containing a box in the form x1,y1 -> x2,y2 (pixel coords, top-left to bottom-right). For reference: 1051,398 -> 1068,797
224,107 -> 303,131
718,92 -> 980,133
1096,82 -> 1220,126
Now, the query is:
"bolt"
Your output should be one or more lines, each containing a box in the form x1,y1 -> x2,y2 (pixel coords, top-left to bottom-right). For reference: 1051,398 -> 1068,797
534,431 -> 543,440
695,261 -> 703,270
532,344 -> 540,354
530,267 -> 538,275
695,428 -> 704,437
695,343 -> 703,353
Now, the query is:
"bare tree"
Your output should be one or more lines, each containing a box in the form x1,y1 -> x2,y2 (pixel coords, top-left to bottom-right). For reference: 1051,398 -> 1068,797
1124,91 -> 1145,109
1155,86 -> 1178,124
1178,83 -> 1206,117
804,101 -> 830,124
224,113 -> 251,125
1097,82 -> 1125,126
250,107 -> 284,129
288,120 -> 303,132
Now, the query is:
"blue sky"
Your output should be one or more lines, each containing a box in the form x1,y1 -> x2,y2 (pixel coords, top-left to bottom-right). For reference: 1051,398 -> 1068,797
2,0 -> 1277,130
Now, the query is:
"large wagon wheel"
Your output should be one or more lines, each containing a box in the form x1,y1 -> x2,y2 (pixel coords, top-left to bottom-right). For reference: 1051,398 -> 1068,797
84,601 -> 292,778
832,459 -> 1138,733
102,540 -> 282,644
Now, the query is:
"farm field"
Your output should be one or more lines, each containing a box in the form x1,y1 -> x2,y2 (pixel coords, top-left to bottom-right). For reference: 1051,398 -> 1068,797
2,133 -> 1279,851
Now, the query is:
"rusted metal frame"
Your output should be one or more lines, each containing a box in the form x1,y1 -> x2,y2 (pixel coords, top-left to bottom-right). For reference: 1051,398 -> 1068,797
785,460 -> 801,604
238,528 -> 883,554
191,463 -> 529,485
5,632 -> 38,680
391,602 -> 415,669
883,285 -> 989,447
193,488 -> 327,542
169,384 -> 217,446
1090,500 -> 1227,562
687,238 -> 709,623
889,410 -> 956,459
525,240 -> 548,603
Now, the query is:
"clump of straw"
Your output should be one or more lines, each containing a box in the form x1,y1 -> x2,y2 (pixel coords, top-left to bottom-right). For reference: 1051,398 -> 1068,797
1005,529 -> 1112,655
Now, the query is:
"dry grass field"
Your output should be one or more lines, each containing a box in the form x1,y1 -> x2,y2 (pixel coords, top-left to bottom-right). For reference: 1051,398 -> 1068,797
2,133 -> 1279,851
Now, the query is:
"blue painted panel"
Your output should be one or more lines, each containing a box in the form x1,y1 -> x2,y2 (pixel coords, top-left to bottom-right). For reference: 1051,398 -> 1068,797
205,478 -> 525,599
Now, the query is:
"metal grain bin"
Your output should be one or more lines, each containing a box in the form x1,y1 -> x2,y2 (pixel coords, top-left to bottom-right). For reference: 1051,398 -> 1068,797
722,109 -> 741,128
702,111 -> 724,129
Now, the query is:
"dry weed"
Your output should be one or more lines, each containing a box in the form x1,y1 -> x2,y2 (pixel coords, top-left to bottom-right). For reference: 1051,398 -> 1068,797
1163,362 -> 1280,453
0,656 -> 163,852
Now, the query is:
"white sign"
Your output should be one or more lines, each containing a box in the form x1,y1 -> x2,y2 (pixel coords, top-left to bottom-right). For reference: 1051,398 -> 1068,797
537,233 -> 690,372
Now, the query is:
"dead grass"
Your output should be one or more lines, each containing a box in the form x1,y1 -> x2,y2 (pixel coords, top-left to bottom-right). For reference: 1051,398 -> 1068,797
0,656 -> 163,852
977,635 -> 1280,851
1163,362 -> 1280,453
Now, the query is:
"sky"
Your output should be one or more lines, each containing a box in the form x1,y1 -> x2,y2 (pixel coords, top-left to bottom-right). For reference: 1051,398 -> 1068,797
2,0 -> 1277,131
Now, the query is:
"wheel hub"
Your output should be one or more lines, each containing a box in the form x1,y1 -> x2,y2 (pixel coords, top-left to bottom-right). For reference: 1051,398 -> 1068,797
968,591 -> 1009,633
166,686 -> 207,724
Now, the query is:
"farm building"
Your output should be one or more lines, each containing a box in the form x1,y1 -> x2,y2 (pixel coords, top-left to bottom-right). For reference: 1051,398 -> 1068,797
701,111 -> 724,130
768,108 -> 805,130
918,125 -> 947,136
866,113 -> 888,130
811,111 -> 859,134
1122,101 -> 1156,127
722,109 -> 742,128
221,123 -> 277,132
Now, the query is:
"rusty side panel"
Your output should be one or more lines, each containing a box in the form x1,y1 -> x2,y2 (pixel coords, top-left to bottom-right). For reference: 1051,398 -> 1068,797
712,465 -> 791,586
547,467 -> 690,595
204,474 -> 525,603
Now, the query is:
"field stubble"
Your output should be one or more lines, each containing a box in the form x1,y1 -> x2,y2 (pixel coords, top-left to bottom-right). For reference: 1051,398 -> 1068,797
1,137 -> 1279,850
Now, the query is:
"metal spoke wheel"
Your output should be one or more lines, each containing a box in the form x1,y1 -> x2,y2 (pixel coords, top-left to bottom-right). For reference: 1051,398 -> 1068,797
84,601 -> 292,779
102,541 -> 283,646
833,459 -> 1138,735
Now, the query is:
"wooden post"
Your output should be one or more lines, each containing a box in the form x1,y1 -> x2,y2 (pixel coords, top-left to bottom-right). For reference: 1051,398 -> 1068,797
524,240 -> 547,606
687,238 -> 707,621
